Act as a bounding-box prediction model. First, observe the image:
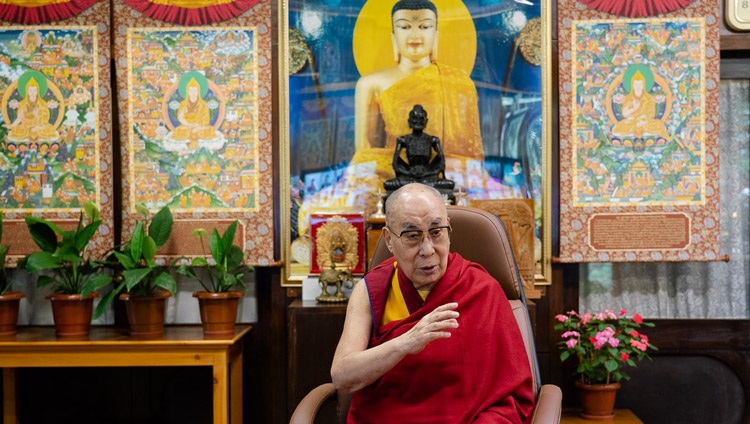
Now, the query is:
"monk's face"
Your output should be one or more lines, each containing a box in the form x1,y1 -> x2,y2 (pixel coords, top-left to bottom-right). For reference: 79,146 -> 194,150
384,187 -> 450,289
392,9 -> 437,63
188,85 -> 199,102
27,85 -> 38,102
632,79 -> 644,97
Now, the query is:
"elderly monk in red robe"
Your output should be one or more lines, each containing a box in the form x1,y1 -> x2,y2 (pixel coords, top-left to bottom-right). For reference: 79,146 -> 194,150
331,183 -> 534,423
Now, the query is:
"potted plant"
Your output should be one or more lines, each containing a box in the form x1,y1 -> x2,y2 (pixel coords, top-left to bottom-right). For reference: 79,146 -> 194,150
0,212 -> 26,336
96,204 -> 176,338
554,309 -> 658,420
175,220 -> 251,336
24,201 -> 112,338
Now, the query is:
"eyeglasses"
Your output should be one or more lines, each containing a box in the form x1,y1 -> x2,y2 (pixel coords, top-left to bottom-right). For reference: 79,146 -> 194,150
387,225 -> 452,248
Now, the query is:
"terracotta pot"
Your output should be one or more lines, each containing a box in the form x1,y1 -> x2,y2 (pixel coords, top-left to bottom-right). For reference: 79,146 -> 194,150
120,290 -> 171,339
46,292 -> 98,338
575,381 -> 621,420
0,292 -> 25,336
193,291 -> 243,336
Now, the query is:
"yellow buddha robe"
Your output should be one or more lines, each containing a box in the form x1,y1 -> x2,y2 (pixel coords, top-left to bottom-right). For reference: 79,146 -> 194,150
7,97 -> 59,142
171,98 -> 216,141
612,92 -> 669,139
381,262 -> 430,326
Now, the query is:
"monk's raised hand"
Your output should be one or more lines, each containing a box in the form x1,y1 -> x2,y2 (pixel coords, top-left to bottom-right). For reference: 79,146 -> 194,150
402,302 -> 459,355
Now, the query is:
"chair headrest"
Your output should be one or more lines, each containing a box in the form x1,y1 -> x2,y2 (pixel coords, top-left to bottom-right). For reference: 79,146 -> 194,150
369,205 -> 523,300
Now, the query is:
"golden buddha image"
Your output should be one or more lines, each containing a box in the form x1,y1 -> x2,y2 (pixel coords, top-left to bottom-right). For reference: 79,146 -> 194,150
2,70 -> 62,144
609,64 -> 671,141
296,0 -> 518,237
161,71 -> 225,153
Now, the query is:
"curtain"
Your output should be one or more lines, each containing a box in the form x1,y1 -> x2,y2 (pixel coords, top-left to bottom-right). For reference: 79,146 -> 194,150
122,0 -> 260,25
578,0 -> 697,17
580,80 -> 750,319
0,0 -> 97,24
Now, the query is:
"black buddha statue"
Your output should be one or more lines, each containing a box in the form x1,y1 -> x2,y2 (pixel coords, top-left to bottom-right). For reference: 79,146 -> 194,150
384,104 -> 455,202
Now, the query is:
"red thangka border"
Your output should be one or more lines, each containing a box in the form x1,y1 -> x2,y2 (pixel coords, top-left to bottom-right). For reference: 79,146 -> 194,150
578,0 -> 698,17
122,0 -> 261,25
0,0 -> 98,24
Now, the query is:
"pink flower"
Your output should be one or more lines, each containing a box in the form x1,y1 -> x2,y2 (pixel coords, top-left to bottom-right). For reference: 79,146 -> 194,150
595,312 -> 607,320
619,309 -> 628,316
608,337 -> 620,348
566,339 -> 578,348
561,331 -> 580,339
633,313 -> 643,324
568,310 -> 579,317
555,314 -> 568,322
629,329 -> 640,338
621,352 -> 630,362
630,339 -> 648,351
581,313 -> 592,325
605,309 -> 617,320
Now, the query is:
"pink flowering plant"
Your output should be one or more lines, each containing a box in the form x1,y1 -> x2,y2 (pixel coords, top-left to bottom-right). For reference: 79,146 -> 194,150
554,309 -> 657,384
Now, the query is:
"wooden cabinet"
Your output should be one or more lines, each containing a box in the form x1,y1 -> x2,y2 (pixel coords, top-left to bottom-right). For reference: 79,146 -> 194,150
287,299 -> 347,422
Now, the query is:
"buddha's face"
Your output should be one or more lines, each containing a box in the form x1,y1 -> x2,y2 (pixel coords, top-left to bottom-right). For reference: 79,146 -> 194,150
392,9 -> 438,63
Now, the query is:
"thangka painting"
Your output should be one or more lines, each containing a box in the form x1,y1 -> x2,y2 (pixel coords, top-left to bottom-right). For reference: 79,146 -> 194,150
114,0 -> 275,266
558,0 -> 721,262
0,1 -> 113,262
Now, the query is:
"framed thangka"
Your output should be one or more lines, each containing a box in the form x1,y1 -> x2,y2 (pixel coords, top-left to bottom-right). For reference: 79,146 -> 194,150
114,0 -> 275,266
557,0 -> 722,262
0,0 -> 114,263
280,0 -> 552,284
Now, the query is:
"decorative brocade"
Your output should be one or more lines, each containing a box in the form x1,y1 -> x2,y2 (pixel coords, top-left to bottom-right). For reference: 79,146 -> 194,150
122,0 -> 260,25
0,0 -> 97,24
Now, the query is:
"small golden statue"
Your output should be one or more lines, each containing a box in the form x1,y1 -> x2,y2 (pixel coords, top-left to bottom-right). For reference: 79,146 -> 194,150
316,263 -> 352,303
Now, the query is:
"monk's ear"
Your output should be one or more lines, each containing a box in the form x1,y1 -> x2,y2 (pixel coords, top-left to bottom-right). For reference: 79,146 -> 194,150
391,33 -> 399,63
431,31 -> 439,62
382,227 -> 393,251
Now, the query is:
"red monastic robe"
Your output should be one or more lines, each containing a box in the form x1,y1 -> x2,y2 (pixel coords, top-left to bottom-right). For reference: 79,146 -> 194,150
347,253 -> 535,423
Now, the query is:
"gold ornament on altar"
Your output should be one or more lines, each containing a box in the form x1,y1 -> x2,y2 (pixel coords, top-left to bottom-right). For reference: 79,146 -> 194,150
315,219 -> 357,303
315,218 -> 359,272
517,17 -> 542,67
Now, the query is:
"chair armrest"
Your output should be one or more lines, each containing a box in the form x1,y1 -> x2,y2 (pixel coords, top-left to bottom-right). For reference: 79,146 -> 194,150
290,383 -> 338,424
531,384 -> 563,424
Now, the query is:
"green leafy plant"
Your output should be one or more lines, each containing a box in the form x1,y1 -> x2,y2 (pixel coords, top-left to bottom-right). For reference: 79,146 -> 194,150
94,204 -> 176,318
175,221 -> 251,293
24,201 -> 112,298
554,309 -> 658,384
0,211 -> 15,295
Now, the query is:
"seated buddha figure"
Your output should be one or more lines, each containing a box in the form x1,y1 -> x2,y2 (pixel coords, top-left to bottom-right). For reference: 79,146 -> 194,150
384,104 -> 454,194
612,67 -> 669,139
294,0 -> 517,239
164,72 -> 222,151
4,71 -> 60,144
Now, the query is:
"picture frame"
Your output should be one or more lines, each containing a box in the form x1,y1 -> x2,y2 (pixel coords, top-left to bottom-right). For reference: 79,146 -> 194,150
280,0 -> 552,285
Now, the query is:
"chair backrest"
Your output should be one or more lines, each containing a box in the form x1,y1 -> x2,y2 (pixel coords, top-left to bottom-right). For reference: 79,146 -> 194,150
370,205 -> 541,392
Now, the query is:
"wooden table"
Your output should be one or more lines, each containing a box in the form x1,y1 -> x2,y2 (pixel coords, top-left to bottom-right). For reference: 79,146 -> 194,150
0,325 -> 251,424
562,409 -> 643,423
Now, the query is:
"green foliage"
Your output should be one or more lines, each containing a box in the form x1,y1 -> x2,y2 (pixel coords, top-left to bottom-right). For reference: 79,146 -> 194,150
95,205 -> 176,319
174,221 -> 252,293
24,201 -> 112,298
0,211 -> 13,294
554,309 -> 658,385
